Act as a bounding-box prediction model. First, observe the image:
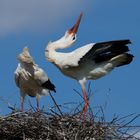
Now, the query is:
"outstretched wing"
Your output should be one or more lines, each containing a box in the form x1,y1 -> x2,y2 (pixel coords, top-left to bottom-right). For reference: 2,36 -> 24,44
78,40 -> 131,64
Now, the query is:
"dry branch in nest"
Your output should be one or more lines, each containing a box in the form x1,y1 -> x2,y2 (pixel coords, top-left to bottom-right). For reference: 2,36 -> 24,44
0,109 -> 140,140
0,85 -> 140,140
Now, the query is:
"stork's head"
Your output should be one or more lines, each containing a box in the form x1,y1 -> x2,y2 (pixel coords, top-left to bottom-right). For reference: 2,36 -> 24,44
17,47 -> 34,64
63,12 -> 83,45
46,12 -> 83,51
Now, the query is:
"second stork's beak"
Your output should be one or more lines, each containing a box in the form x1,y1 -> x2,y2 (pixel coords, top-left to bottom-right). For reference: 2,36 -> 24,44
68,12 -> 83,34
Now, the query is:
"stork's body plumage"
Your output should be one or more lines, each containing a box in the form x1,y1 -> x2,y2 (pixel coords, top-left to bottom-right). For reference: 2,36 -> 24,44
46,40 -> 133,80
45,13 -> 133,120
15,47 -> 56,111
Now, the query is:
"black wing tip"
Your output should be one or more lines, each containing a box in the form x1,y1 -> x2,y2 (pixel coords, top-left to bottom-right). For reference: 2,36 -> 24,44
121,39 -> 132,44
114,39 -> 132,44
117,53 -> 134,67
94,39 -> 133,63
125,53 -> 134,61
42,79 -> 56,93
126,53 -> 134,61
128,39 -> 132,44
53,88 -> 56,93
97,39 -> 132,45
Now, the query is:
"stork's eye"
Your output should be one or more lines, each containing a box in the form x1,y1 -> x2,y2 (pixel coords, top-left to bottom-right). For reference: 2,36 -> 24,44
73,36 -> 76,40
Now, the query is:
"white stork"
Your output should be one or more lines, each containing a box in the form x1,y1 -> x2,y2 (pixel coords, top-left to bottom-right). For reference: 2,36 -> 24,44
15,47 -> 56,111
45,13 -> 133,120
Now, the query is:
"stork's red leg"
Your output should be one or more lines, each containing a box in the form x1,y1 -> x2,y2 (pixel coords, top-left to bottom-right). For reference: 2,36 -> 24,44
79,80 -> 89,121
82,87 -> 89,120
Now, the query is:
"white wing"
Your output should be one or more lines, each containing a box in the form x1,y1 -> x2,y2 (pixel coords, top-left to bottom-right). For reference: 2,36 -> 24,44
55,43 -> 94,68
33,65 -> 48,85
14,64 -> 32,87
56,40 -> 132,69
34,65 -> 56,92
15,66 -> 20,87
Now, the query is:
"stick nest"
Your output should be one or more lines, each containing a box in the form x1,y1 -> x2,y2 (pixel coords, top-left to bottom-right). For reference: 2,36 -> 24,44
0,110 -> 139,140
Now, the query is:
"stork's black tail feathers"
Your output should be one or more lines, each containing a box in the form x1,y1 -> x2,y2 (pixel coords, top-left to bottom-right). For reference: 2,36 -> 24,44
93,39 -> 133,67
42,79 -> 56,92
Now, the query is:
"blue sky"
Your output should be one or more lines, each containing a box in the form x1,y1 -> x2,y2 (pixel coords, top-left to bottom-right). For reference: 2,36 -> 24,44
0,0 -> 140,124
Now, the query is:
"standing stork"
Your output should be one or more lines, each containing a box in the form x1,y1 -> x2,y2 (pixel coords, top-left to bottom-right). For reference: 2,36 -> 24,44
15,47 -> 56,111
45,13 -> 133,120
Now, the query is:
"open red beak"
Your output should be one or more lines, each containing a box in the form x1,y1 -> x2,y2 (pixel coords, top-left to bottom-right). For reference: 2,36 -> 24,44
68,12 -> 83,34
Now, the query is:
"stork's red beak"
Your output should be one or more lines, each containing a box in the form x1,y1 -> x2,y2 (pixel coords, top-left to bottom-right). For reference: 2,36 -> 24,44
68,12 -> 83,34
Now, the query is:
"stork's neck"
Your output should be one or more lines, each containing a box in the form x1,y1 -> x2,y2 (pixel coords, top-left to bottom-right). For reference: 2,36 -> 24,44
45,39 -> 62,63
45,33 -> 76,63
46,32 -> 77,52
47,39 -> 69,51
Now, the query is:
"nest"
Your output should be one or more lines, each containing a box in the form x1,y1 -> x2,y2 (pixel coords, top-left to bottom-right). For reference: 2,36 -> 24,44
0,89 -> 139,140
0,109 -> 140,140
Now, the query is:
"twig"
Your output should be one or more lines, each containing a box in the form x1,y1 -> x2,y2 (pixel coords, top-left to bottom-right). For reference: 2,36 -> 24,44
0,96 -> 16,111
119,114 -> 140,128
49,92 -> 63,116
28,100 -> 36,112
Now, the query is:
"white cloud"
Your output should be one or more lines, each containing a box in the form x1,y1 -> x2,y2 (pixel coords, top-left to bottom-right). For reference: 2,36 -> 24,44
0,0 -> 84,36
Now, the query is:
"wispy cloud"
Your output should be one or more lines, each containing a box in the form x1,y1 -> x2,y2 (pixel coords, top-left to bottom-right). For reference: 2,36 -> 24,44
0,0 -> 84,36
